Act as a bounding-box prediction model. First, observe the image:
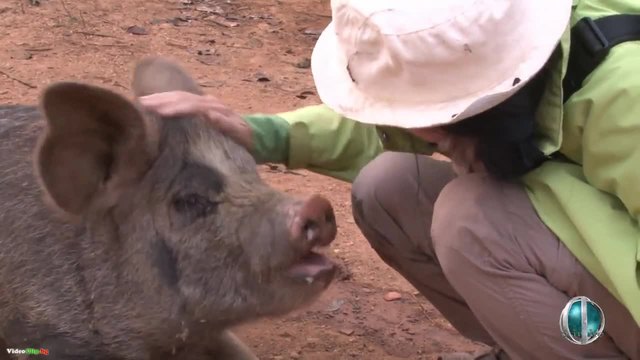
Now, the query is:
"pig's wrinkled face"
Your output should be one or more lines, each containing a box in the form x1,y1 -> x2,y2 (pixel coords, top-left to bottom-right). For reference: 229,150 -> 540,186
131,118 -> 337,322
34,57 -> 337,328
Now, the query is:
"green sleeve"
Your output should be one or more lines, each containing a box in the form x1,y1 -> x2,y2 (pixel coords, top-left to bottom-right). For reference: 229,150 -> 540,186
243,104 -> 384,183
242,113 -> 291,165
575,43 -> 640,225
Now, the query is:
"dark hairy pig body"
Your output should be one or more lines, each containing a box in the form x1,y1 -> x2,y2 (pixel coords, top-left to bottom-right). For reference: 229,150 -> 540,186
0,58 -> 337,360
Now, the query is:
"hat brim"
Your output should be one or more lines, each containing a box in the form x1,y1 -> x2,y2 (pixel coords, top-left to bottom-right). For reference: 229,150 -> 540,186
311,0 -> 572,129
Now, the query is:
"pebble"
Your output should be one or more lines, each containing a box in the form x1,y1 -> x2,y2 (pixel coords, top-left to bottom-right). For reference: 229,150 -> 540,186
384,291 -> 402,301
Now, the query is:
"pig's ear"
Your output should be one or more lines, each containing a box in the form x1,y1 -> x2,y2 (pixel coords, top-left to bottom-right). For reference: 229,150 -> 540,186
132,56 -> 204,97
35,81 -> 158,217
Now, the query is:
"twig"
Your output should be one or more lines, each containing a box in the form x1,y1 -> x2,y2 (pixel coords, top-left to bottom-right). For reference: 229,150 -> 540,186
292,10 -> 331,19
165,41 -> 190,49
75,31 -> 117,38
59,0 -> 87,29
59,0 -> 74,20
24,47 -> 53,52
0,70 -> 37,89
112,82 -> 129,90
67,39 -> 130,48
77,5 -> 87,29
219,43 -> 251,50
410,292 -> 435,324
19,0 -> 25,14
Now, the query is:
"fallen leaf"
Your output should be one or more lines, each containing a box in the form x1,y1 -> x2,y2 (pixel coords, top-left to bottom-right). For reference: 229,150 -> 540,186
265,164 -> 280,171
194,47 -> 218,65
195,5 -> 224,14
9,50 -> 32,60
248,14 -> 273,20
126,25 -> 148,35
295,90 -> 315,99
255,72 -> 270,82
196,56 -> 217,65
246,38 -> 263,48
198,80 -> 225,88
326,298 -> 345,312
384,291 -> 403,302
339,328 -> 355,336
170,16 -> 192,26
196,48 -> 216,56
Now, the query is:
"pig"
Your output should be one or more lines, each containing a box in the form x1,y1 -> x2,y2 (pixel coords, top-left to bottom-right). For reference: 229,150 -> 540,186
0,56 -> 338,360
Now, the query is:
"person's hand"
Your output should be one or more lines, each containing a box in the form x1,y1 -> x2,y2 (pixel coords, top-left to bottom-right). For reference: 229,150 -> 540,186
410,127 -> 486,175
138,91 -> 253,151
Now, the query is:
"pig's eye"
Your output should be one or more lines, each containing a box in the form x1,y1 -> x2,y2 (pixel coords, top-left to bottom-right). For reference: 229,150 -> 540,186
172,194 -> 219,218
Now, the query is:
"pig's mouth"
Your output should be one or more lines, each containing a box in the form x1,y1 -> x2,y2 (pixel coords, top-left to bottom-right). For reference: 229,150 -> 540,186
283,196 -> 338,285
285,248 -> 336,285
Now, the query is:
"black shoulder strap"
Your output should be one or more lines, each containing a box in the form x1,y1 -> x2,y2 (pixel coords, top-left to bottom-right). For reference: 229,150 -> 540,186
562,14 -> 640,103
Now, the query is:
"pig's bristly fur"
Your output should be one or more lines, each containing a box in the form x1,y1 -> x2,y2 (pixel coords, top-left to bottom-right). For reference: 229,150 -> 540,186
0,57 -> 335,359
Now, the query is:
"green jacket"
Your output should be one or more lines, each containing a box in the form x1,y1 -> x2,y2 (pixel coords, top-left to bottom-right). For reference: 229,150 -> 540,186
243,0 -> 640,326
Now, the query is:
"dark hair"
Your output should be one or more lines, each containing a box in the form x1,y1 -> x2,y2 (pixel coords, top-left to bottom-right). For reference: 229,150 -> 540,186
443,64 -> 551,180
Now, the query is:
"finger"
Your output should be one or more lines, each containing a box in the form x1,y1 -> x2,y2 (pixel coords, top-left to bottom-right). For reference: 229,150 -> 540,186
139,92 -> 207,117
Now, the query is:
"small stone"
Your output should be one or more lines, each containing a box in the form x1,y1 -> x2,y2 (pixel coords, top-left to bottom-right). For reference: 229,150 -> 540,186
303,28 -> 322,36
383,291 -> 402,301
289,351 -> 301,359
294,58 -> 311,69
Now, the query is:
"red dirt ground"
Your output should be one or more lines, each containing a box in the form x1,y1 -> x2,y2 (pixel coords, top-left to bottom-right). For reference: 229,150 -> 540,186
0,0 -> 486,358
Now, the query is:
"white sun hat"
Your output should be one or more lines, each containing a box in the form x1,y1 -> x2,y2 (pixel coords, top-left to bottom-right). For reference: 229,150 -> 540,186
311,0 -> 573,129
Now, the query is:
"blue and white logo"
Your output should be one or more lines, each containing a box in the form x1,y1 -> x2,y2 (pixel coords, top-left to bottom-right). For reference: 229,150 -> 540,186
559,296 -> 605,345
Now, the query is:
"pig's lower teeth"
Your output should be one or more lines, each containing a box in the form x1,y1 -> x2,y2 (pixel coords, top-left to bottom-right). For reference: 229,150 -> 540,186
312,245 -> 327,253
305,277 -> 314,284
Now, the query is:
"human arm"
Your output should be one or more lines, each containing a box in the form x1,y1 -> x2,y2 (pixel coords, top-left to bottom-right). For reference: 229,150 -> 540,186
244,104 -> 384,182
138,92 -> 385,183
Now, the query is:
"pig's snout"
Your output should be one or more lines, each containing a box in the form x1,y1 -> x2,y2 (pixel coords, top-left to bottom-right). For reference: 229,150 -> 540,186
289,194 -> 337,249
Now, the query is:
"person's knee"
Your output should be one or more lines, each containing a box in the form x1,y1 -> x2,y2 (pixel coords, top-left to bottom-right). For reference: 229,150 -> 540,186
431,174 -> 505,277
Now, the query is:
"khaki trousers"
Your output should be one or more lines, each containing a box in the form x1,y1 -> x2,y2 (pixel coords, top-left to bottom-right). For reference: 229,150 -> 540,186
350,152 -> 640,360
